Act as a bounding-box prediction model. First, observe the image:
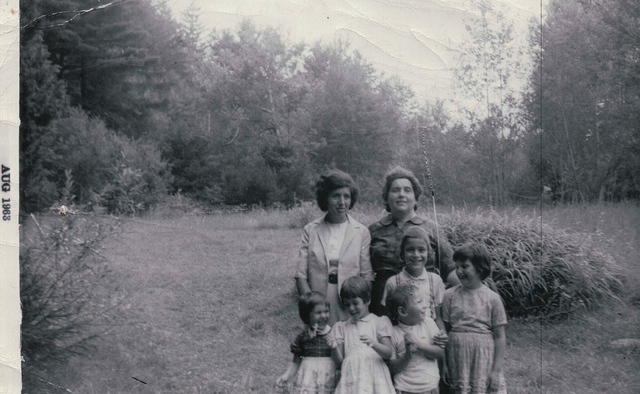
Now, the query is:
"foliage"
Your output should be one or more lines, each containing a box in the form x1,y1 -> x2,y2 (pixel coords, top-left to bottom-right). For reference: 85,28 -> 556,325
28,108 -> 170,214
30,0 -> 190,139
453,1 -> 531,205
21,214 -> 122,374
442,209 -> 623,317
19,0 -> 639,212
19,30 -> 72,213
99,138 -> 171,215
525,0 -> 640,202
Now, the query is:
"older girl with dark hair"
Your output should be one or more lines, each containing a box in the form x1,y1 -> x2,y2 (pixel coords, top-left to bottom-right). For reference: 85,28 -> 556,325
369,166 -> 459,317
441,243 -> 507,394
295,169 -> 373,324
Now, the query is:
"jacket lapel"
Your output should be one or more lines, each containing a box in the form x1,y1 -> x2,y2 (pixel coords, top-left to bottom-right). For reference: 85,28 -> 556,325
338,216 -> 356,259
316,220 -> 330,266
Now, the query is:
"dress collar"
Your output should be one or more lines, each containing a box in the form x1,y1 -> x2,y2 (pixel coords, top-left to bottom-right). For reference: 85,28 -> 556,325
349,312 -> 374,324
400,268 -> 429,281
308,324 -> 332,337
323,213 -> 352,225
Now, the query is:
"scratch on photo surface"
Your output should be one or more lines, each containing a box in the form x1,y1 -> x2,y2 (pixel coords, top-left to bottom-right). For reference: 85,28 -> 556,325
131,376 -> 148,384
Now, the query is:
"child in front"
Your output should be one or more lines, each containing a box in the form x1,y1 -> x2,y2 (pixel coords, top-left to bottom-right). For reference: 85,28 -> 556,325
331,276 -> 396,394
441,244 -> 507,394
276,291 -> 337,393
387,283 -> 445,394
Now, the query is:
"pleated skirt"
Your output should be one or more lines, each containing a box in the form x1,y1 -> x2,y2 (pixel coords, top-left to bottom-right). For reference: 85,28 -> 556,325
445,332 -> 506,394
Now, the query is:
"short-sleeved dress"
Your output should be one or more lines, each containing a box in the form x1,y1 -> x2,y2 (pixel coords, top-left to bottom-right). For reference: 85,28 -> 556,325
289,326 -> 338,393
441,285 -> 508,394
332,313 -> 395,394
381,269 -> 445,321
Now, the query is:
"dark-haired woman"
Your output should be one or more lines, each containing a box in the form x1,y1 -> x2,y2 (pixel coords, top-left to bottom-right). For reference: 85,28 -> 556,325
369,166 -> 459,317
295,169 -> 373,324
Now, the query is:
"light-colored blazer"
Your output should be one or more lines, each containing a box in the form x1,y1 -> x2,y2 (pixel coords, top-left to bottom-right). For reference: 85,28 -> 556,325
295,214 -> 374,297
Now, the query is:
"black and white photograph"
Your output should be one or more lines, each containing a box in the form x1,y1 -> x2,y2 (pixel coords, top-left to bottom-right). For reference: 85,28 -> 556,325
1,0 -> 639,392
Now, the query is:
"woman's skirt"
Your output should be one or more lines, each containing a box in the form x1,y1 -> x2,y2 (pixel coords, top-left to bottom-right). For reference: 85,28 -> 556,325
445,332 -> 506,394
290,357 -> 337,394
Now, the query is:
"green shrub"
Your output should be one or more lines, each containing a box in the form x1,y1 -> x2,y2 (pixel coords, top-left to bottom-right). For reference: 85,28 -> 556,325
161,134 -> 225,204
144,192 -> 208,218
20,214 -> 123,372
442,209 -> 623,318
286,201 -> 320,229
99,139 -> 171,215
27,108 -> 170,215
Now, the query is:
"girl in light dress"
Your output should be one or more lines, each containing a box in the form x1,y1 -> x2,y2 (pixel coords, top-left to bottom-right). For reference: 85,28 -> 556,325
441,243 -> 508,394
276,292 -> 338,393
331,276 -> 396,394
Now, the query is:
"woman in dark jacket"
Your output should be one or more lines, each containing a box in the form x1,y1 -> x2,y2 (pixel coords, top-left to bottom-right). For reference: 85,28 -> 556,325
369,166 -> 459,316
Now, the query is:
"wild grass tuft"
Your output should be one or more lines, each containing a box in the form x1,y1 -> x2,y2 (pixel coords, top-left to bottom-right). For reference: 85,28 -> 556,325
442,208 -> 624,318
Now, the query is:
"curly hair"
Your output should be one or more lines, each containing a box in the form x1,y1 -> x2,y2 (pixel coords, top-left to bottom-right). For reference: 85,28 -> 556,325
298,291 -> 330,325
382,166 -> 423,212
340,276 -> 371,304
315,169 -> 359,212
453,243 -> 492,280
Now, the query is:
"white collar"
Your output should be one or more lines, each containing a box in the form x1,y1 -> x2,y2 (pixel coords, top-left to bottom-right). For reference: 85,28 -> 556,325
400,268 -> 429,281
308,324 -> 331,337
348,312 -> 374,324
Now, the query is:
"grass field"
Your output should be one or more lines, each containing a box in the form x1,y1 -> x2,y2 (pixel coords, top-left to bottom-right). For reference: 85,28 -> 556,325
25,202 -> 640,393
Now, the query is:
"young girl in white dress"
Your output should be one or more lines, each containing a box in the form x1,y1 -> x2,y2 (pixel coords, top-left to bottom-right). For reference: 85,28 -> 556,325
276,292 -> 338,393
331,276 -> 395,394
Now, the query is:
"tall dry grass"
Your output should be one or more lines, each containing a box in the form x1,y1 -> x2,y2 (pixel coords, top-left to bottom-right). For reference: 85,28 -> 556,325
441,208 -> 623,317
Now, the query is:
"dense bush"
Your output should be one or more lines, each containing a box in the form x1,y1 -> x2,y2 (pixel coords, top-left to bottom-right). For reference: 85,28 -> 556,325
99,138 -> 171,215
442,210 -> 623,318
27,108 -> 171,214
21,214 -> 123,372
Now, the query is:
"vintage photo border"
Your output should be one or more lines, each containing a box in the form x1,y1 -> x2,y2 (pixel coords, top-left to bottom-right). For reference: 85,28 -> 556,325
0,0 -> 21,392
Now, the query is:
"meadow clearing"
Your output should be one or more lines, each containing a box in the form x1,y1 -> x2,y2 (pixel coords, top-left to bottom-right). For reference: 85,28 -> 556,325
24,202 -> 640,393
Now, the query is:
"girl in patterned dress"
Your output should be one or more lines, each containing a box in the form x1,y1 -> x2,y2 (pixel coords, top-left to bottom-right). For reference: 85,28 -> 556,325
331,276 -> 396,394
276,292 -> 338,393
441,244 -> 507,394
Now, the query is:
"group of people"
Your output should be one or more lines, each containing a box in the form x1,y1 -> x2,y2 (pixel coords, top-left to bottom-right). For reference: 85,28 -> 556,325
276,167 -> 507,394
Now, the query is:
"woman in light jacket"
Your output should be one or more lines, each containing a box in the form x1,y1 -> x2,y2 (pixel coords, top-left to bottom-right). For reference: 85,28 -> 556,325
295,169 -> 373,324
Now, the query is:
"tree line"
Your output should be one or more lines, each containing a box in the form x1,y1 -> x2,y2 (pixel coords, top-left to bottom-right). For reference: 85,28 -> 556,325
19,0 -> 640,215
